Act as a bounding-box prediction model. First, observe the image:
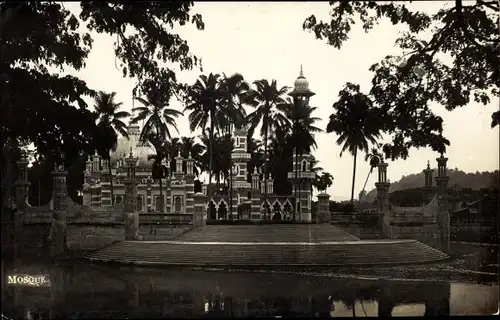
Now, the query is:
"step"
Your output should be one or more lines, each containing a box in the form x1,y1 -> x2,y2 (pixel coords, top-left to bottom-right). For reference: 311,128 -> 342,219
87,240 -> 449,266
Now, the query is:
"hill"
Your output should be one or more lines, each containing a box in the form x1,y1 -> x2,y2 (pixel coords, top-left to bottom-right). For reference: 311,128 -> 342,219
362,169 -> 498,203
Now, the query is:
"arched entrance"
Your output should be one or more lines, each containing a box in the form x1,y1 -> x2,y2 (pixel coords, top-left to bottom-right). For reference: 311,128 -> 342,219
208,201 -> 217,220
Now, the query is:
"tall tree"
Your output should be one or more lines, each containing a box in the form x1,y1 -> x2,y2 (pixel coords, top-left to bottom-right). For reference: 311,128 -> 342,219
184,73 -> 225,199
283,99 -> 322,154
131,91 -> 183,147
93,91 -> 130,205
283,98 -> 322,220
359,148 -> 382,203
179,136 -> 206,177
303,1 -> 499,160
314,172 -> 334,193
220,72 -> 250,219
220,73 -> 250,133
326,83 -> 382,205
245,79 -> 289,219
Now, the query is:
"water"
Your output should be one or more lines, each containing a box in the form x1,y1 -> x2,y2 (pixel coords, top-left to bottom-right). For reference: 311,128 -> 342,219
1,260 -> 498,318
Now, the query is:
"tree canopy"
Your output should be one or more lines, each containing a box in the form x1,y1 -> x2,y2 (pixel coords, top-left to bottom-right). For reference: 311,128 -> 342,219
303,0 -> 500,160
1,1 -> 204,163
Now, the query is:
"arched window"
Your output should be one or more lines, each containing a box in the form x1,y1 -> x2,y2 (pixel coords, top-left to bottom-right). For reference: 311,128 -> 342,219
235,137 -> 240,147
155,195 -> 164,212
136,195 -> 143,212
302,160 -> 307,171
174,196 -> 183,213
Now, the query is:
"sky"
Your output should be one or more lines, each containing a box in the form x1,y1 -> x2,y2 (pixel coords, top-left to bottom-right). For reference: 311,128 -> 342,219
65,1 -> 499,201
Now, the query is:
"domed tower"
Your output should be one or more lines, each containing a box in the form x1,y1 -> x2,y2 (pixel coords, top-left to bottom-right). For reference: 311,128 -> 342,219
287,65 -> 316,222
108,114 -> 155,212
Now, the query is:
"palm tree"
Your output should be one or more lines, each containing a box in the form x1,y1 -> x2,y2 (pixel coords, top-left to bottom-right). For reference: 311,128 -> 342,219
316,172 -> 334,193
130,92 -> 182,147
184,73 -> 225,201
326,83 -> 382,205
220,73 -> 250,133
199,132 -> 232,192
179,136 -> 206,176
247,136 -> 264,178
359,148 -> 382,203
283,99 -> 322,153
220,73 -> 250,220
284,99 -> 322,221
93,91 -> 130,205
245,79 -> 289,219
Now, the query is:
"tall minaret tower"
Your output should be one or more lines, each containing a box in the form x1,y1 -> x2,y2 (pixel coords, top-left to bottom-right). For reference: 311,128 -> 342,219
422,161 -> 436,204
288,65 -> 316,222
230,126 -> 252,219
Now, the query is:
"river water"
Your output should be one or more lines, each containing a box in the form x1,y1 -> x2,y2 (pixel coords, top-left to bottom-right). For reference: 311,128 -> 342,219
1,259 -> 498,318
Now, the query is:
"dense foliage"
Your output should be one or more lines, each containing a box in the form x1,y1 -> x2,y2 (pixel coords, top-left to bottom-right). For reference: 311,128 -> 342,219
1,1 -> 203,211
1,1 -> 203,160
304,0 -> 500,160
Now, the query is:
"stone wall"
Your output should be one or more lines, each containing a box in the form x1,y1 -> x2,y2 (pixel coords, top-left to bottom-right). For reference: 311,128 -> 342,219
390,223 -> 441,249
66,224 -> 125,251
19,224 -> 51,254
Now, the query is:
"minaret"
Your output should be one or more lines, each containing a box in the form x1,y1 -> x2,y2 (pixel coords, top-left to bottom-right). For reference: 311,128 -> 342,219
124,147 -> 139,240
174,151 -> 184,181
287,65 -> 316,222
230,126 -> 252,219
422,161 -> 436,204
184,153 -> 196,222
435,153 -> 450,252
375,160 -> 391,238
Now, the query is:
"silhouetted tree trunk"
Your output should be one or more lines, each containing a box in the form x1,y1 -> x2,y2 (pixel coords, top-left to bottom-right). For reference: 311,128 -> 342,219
350,149 -> 357,205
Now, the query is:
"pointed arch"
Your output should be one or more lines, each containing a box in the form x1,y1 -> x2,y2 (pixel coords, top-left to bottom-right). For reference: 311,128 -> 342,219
261,200 -> 271,212
272,200 -> 282,213
207,200 -> 217,220
217,201 -> 228,219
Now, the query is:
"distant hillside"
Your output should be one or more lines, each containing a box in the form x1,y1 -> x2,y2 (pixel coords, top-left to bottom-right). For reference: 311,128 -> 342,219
362,169 -> 498,203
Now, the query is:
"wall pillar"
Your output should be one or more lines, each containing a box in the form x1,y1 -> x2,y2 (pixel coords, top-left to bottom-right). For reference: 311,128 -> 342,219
316,193 -> 331,224
194,193 -> 207,225
14,154 -> 30,254
50,163 -> 68,257
435,154 -> 450,252
251,171 -> 261,221
375,161 -> 391,238
123,151 -> 139,240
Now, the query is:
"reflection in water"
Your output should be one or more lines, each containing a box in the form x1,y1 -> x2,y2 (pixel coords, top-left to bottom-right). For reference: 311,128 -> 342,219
1,261 -> 498,318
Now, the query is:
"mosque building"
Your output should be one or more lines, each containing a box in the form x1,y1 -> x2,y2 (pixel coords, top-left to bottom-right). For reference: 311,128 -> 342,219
81,68 -> 317,222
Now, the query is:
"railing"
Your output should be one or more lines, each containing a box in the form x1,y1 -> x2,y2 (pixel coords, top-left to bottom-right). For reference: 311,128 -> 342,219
231,152 -> 251,160
286,171 -> 316,179
391,213 -> 435,224
139,213 -> 193,225
233,181 -> 251,189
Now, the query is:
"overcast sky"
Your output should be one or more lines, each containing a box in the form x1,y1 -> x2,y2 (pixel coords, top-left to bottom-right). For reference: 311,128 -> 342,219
67,1 -> 498,201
